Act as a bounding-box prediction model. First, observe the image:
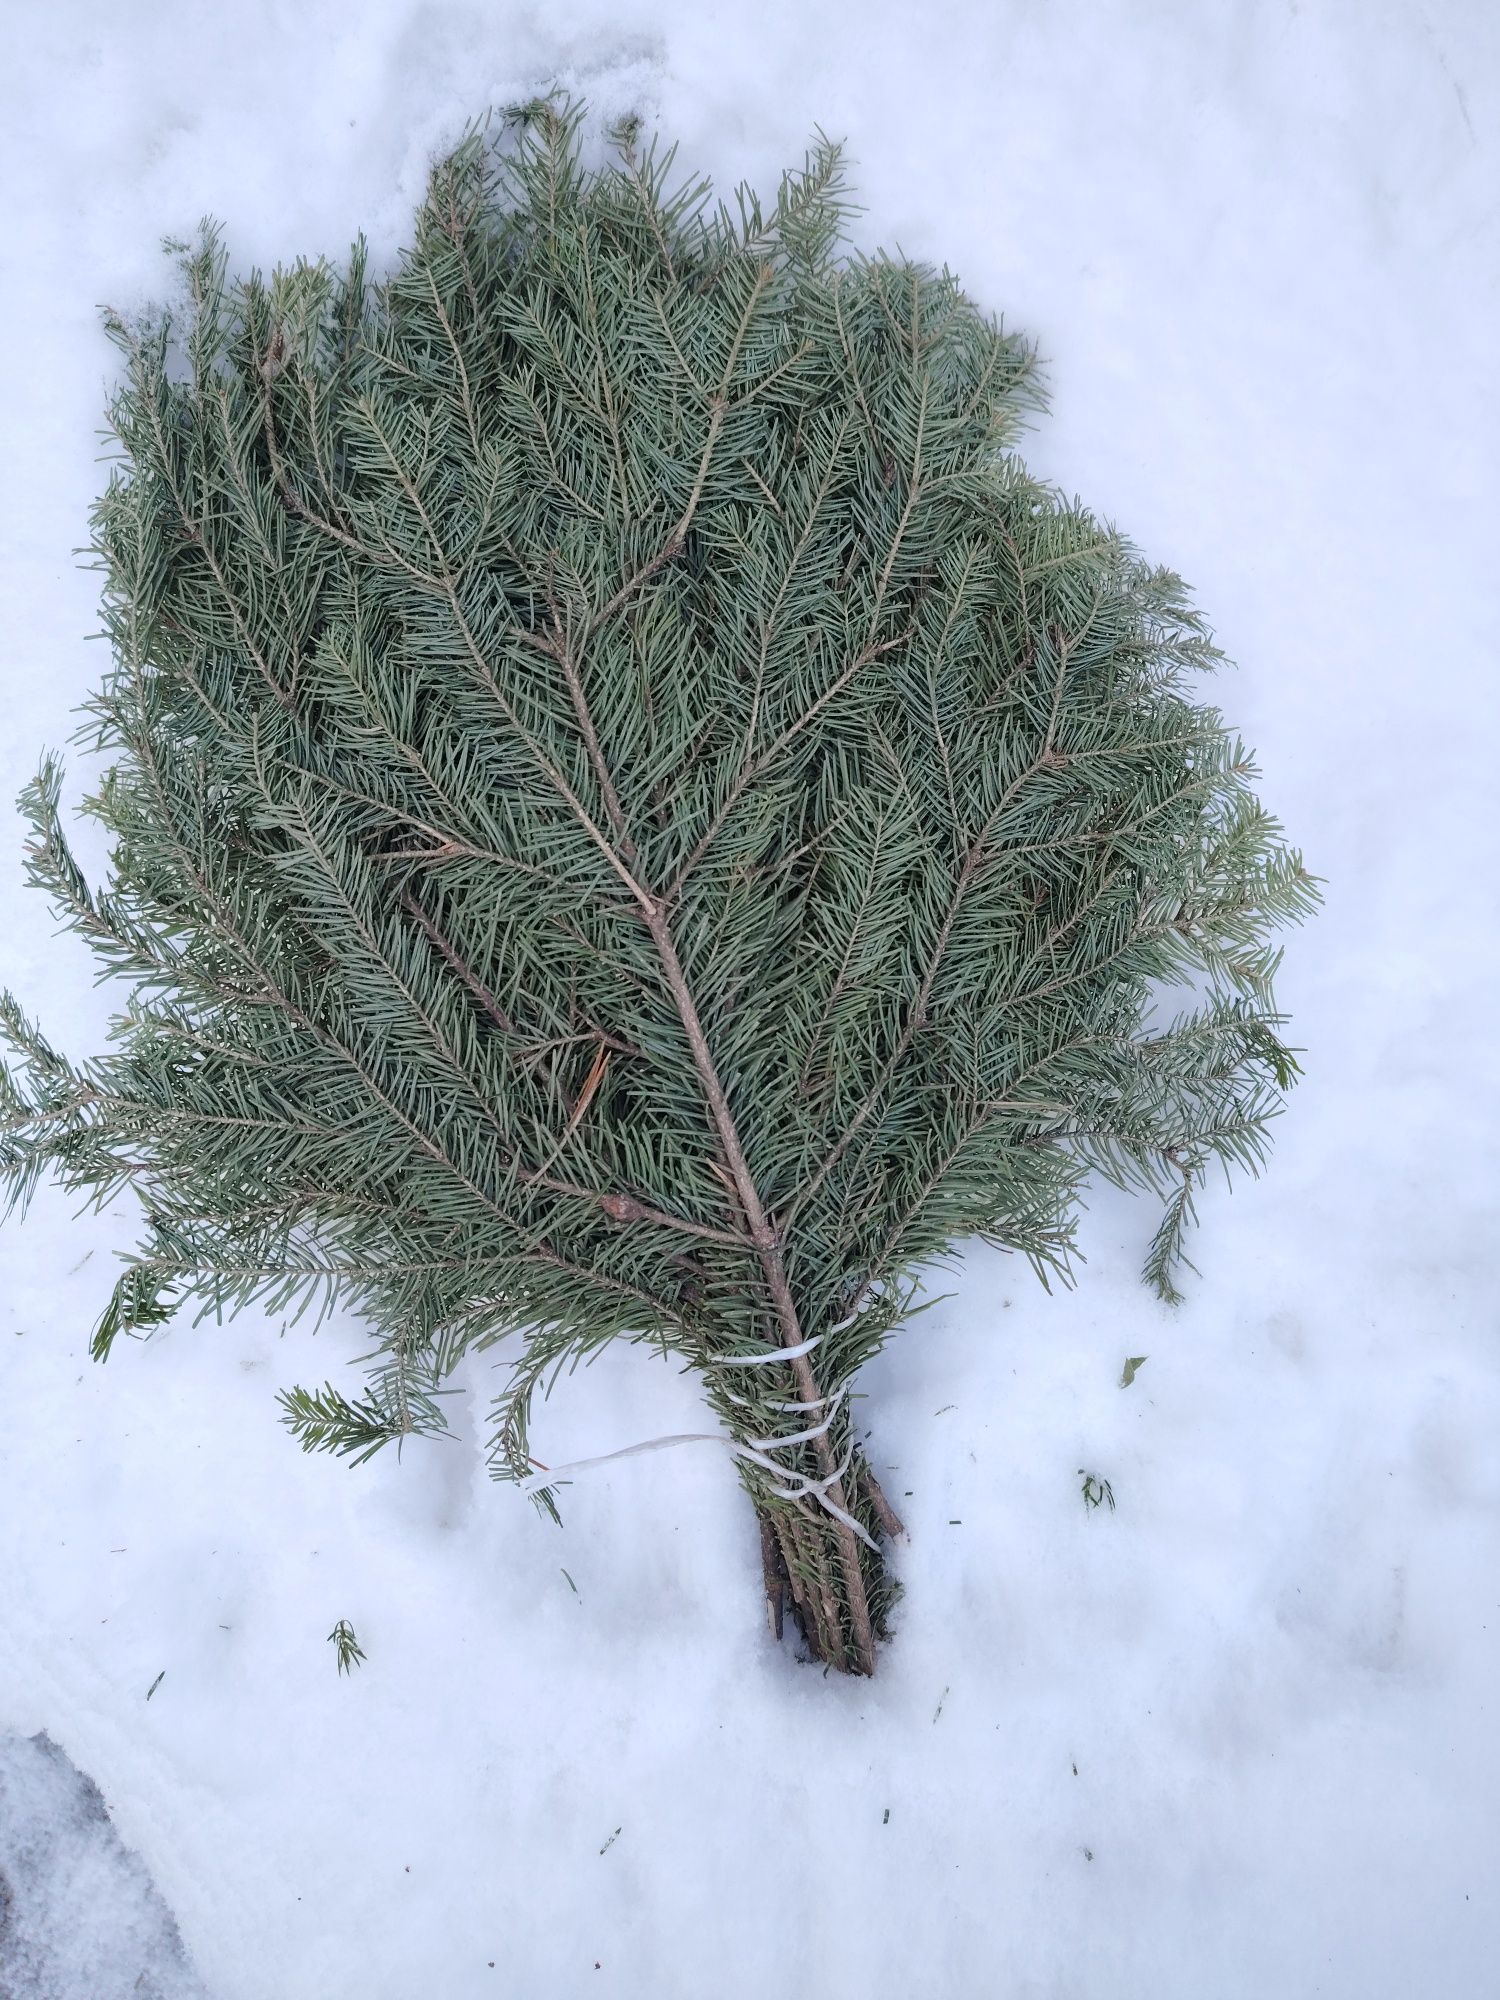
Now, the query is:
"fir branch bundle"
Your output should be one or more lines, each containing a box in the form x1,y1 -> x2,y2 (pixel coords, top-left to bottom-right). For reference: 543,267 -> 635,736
1,103 -> 1315,1674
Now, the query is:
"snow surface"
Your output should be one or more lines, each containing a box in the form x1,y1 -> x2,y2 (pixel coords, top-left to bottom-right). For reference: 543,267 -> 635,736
1,3 -> 1497,1996
0,1730 -> 205,2000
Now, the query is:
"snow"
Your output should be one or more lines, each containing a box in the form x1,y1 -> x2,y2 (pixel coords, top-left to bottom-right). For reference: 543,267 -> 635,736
1,3 -> 1496,1995
0,1731 -> 204,1999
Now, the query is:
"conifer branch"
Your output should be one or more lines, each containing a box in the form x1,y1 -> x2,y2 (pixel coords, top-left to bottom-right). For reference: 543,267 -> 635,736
136,364 -> 295,713
1,105 -> 1313,1678
664,624 -> 913,901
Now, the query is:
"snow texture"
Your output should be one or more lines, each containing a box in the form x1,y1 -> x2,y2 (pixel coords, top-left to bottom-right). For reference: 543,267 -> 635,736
0,1731 -> 205,2000
1,3 -> 1496,1996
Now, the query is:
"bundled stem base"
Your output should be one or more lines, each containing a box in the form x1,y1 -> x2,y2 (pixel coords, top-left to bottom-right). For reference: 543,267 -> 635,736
749,1450 -> 903,1674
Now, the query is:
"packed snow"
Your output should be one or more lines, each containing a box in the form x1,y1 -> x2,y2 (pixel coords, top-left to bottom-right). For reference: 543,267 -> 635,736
0,1730 -> 204,2000
1,3 -> 1496,1996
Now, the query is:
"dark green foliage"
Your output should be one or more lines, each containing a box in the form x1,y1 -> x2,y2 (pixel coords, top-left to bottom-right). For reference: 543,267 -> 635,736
0,102 -> 1314,1672
1079,1471 -> 1115,1513
328,1618 -> 366,1674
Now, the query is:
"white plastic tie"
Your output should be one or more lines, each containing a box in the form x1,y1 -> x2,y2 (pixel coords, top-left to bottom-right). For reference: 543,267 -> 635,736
518,1331 -> 879,1552
519,1431 -> 741,1489
747,1380 -> 850,1454
710,1331 -> 825,1366
520,1406 -> 877,1552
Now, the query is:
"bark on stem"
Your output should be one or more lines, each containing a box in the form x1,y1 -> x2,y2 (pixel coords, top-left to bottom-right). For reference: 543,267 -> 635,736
644,905 -> 881,1673
747,1434 -> 901,1671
